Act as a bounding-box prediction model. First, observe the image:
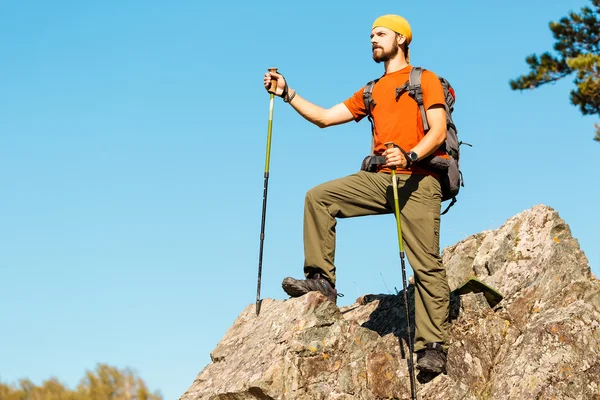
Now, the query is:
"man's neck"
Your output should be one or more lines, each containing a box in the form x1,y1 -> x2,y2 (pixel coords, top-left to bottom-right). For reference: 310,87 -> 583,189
384,55 -> 409,74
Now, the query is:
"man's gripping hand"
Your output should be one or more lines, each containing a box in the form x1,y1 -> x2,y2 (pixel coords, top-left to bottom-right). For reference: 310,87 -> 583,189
264,70 -> 286,97
383,146 -> 409,169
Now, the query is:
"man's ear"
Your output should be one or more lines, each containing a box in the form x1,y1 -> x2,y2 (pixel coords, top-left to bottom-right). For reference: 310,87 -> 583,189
396,34 -> 406,46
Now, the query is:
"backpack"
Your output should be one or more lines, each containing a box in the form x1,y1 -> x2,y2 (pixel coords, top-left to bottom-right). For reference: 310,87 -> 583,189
362,66 -> 470,215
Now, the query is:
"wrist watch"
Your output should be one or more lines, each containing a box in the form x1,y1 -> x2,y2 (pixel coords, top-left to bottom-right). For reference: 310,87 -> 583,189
406,151 -> 419,167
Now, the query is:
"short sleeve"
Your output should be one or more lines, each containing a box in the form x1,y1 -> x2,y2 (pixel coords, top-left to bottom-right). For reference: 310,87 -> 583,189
421,70 -> 445,110
343,86 -> 367,122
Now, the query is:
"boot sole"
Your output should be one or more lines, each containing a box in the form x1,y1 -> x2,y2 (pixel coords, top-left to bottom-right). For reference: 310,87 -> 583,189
282,278 -> 310,298
282,278 -> 337,304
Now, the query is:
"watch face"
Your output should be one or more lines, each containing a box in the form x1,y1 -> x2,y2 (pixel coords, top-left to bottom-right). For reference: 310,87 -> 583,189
409,152 -> 418,161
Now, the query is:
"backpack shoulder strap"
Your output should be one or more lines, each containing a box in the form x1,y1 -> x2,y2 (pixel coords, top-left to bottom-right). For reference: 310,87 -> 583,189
408,66 -> 429,132
363,79 -> 379,153
363,79 -> 378,114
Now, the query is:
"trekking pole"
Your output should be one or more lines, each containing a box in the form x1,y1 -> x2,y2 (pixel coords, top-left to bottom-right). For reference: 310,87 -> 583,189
256,67 -> 278,316
385,142 -> 417,400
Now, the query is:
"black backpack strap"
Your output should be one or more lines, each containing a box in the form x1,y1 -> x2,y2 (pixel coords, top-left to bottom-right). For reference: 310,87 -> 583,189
395,82 -> 409,100
363,79 -> 379,153
441,197 -> 456,215
363,79 -> 377,113
408,66 -> 429,132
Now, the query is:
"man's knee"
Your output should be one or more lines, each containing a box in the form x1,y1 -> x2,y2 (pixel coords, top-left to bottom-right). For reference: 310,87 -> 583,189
305,184 -> 327,207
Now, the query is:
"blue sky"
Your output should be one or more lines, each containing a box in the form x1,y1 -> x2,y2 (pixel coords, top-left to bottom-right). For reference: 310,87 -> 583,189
1,1 -> 598,399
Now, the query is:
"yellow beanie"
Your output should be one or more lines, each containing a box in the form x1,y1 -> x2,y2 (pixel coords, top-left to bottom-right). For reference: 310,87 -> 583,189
372,15 -> 412,45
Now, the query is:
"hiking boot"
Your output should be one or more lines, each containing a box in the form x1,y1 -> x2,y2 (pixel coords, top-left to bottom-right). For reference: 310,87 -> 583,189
282,273 -> 338,304
416,343 -> 447,374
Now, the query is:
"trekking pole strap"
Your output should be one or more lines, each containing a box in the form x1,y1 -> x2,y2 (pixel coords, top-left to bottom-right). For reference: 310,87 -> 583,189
283,88 -> 296,103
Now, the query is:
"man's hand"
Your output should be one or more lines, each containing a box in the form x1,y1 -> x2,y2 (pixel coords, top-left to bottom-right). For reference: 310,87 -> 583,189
264,70 -> 286,97
383,147 -> 409,169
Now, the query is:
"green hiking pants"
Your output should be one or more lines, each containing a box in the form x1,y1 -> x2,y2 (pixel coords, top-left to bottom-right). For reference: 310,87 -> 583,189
303,170 -> 449,352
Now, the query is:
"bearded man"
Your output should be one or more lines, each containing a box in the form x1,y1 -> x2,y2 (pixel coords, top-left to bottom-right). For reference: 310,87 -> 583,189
263,14 -> 450,373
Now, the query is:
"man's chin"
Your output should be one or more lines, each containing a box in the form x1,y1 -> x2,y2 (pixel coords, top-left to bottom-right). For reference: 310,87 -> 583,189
372,49 -> 385,63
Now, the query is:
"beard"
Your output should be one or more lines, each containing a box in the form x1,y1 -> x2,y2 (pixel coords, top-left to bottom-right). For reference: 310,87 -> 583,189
372,41 -> 399,63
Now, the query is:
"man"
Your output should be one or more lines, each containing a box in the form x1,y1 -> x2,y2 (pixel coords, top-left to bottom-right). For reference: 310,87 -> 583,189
263,14 -> 450,374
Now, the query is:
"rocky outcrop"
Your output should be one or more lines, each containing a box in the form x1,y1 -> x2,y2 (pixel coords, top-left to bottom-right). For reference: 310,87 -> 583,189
180,205 -> 600,399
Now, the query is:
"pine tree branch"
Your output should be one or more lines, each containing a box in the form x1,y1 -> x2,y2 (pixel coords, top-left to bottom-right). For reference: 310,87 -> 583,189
510,0 -> 600,141
510,53 -> 572,90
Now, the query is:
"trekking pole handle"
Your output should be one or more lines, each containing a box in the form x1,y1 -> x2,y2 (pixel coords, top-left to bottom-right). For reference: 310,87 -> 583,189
268,67 -> 278,94
384,142 -> 396,170
385,141 -> 413,169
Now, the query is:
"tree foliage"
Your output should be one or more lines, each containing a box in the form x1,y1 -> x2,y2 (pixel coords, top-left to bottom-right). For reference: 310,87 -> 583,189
0,364 -> 162,400
510,0 -> 600,141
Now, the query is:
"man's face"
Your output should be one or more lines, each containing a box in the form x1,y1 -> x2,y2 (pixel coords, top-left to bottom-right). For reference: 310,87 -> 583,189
370,27 -> 400,63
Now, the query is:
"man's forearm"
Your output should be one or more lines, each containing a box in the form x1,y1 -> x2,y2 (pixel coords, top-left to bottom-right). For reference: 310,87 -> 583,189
411,126 -> 447,159
412,106 -> 447,159
288,94 -> 329,128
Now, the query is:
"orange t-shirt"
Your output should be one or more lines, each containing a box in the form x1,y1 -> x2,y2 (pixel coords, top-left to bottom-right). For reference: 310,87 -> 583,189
343,66 -> 447,175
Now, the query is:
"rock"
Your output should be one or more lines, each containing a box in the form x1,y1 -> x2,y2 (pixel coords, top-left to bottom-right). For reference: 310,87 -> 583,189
180,205 -> 600,399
